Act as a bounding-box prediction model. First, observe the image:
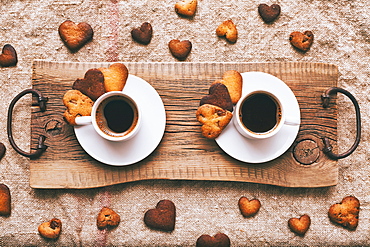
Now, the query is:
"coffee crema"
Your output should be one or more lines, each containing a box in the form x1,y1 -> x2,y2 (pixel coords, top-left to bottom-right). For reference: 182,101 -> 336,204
240,93 -> 281,133
96,96 -> 138,137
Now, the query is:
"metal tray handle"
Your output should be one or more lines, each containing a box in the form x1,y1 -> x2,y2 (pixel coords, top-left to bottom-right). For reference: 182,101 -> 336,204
7,89 -> 48,159
321,87 -> 361,159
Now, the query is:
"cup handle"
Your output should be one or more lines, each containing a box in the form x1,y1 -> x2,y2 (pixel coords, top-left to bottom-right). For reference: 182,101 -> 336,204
284,117 -> 300,126
75,116 -> 93,125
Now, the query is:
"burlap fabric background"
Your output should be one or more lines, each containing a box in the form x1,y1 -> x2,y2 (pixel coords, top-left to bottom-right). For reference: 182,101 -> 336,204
0,0 -> 369,246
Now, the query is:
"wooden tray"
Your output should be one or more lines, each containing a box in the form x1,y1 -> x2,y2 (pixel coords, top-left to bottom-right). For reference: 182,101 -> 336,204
29,61 -> 338,189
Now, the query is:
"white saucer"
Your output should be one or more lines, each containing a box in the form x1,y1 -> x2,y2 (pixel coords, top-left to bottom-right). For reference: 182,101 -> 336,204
215,72 -> 301,164
74,75 -> 166,166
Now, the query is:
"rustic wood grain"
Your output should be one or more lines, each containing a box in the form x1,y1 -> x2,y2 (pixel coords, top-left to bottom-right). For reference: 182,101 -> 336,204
29,61 -> 338,189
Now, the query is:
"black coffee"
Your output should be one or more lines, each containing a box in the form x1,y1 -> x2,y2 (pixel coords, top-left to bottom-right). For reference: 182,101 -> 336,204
96,96 -> 137,137
240,93 -> 281,133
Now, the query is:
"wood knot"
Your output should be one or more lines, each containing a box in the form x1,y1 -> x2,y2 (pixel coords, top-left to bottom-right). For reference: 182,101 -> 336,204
44,120 -> 63,136
293,139 -> 320,165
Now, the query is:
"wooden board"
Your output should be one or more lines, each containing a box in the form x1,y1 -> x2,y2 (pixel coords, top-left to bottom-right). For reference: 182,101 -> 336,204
29,61 -> 338,189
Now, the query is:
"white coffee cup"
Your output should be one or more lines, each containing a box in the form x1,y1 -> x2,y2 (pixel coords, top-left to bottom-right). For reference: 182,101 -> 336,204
75,91 -> 141,142
234,90 -> 300,140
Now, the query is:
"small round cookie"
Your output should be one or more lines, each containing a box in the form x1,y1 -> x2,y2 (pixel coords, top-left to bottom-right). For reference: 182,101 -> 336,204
63,90 -> 93,125
196,104 -> 233,139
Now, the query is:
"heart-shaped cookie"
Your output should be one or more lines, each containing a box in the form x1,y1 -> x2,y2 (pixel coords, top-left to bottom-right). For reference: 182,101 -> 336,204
288,214 -> 311,236
169,39 -> 192,60
131,22 -> 153,45
72,68 -> 106,101
144,200 -> 176,231
216,20 -> 238,43
175,0 -> 197,17
238,197 -> 261,217
289,31 -> 314,52
98,63 -> 128,92
196,104 -> 233,139
258,4 -> 281,23
0,44 -> 17,67
200,83 -> 233,112
0,143 -> 5,161
213,70 -> 243,104
58,20 -> 93,51
0,184 -> 11,216
63,90 -> 94,125
196,233 -> 231,247
97,207 -> 121,229
38,218 -> 62,239
328,196 -> 360,230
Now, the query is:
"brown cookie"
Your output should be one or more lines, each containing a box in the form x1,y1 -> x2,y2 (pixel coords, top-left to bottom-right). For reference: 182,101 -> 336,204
175,0 -> 197,17
58,20 -> 93,51
258,4 -> 281,23
289,31 -> 314,52
288,214 -> 311,236
238,197 -> 261,217
144,200 -> 176,232
200,83 -> 233,112
63,90 -> 94,125
213,70 -> 243,104
0,184 -> 11,216
216,20 -> 238,43
72,68 -> 106,101
131,22 -> 153,45
196,233 -> 231,247
97,207 -> 120,229
0,143 -> 5,161
38,218 -> 62,239
0,44 -> 17,67
98,63 -> 128,92
328,196 -> 360,230
196,104 -> 233,139
169,39 -> 192,60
